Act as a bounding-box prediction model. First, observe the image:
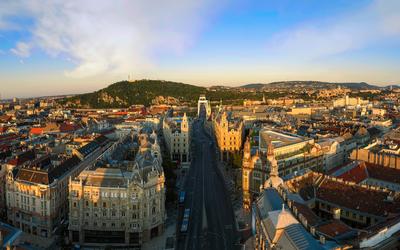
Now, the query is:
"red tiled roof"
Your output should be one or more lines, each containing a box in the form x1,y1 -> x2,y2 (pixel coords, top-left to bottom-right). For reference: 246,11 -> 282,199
366,163 -> 400,185
0,115 -> 12,122
113,111 -> 128,116
0,126 -> 9,133
292,201 -> 320,226
317,178 -> 400,216
7,150 -> 35,166
317,220 -> 353,238
327,164 -> 346,175
59,123 -> 80,133
291,172 -> 400,217
338,162 -> 368,184
30,127 -> 43,135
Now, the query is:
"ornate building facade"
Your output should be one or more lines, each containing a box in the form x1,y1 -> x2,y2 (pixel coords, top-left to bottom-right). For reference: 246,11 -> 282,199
68,132 -> 166,247
242,130 -> 323,209
5,155 -> 83,238
162,113 -> 190,164
213,109 -> 244,160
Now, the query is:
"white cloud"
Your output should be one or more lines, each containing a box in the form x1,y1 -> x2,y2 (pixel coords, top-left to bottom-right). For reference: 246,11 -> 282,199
265,0 -> 400,60
10,41 -> 32,57
1,0 -> 219,78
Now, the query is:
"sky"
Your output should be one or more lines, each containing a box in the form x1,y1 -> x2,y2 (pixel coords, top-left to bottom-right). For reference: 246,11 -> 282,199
0,0 -> 400,98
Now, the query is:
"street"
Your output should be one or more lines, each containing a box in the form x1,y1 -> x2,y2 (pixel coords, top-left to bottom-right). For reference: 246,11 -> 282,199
176,108 -> 239,250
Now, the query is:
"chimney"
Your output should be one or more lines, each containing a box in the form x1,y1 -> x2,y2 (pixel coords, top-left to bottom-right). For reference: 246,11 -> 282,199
320,235 -> 326,245
310,226 -> 316,236
333,208 -> 341,220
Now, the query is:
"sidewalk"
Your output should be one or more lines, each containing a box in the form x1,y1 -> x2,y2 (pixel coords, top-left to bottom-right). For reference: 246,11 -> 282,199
216,160 -> 252,233
17,232 -> 57,249
142,221 -> 176,250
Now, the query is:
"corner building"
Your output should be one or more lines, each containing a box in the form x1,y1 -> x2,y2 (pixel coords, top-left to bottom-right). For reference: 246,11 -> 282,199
68,132 -> 166,247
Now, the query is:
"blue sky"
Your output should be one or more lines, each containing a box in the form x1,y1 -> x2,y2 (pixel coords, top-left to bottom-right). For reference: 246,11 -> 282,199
0,0 -> 399,98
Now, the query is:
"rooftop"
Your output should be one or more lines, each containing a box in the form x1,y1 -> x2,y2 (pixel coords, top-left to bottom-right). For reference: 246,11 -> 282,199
259,129 -> 311,150
16,155 -> 81,185
80,167 -> 128,187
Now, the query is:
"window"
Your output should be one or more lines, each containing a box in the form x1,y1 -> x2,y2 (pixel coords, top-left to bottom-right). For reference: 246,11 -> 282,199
73,202 -> 77,208
103,202 -> 107,208
94,202 -> 97,207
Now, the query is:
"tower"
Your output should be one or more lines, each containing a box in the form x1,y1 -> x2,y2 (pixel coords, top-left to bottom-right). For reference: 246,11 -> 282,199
244,137 -> 251,160
221,112 -> 228,129
267,140 -> 278,177
264,138 -> 283,189
181,113 -> 188,132
242,136 -> 252,210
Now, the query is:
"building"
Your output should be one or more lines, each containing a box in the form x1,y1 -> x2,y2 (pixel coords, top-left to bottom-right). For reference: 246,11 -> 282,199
68,131 -> 166,247
332,95 -> 369,107
0,165 -> 6,219
317,87 -> 350,99
283,171 -> 400,248
243,129 -> 323,207
330,160 -> 400,192
5,155 -> 82,238
285,171 -> 400,228
252,150 -> 324,250
316,138 -> 344,171
0,150 -> 36,219
253,190 -> 325,250
350,140 -> 400,168
213,109 -> 244,160
4,135 -> 109,243
242,130 -> 323,209
162,113 -> 190,164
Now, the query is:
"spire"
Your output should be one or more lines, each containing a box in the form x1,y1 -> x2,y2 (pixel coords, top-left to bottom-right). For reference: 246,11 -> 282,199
267,137 -> 279,177
267,139 -> 275,157
244,137 -> 251,159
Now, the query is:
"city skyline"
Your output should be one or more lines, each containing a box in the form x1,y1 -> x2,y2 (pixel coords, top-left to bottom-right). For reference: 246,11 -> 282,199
1,0 -> 400,98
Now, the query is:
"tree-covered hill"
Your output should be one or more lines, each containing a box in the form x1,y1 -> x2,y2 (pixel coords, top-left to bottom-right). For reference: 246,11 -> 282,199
62,79 -> 265,108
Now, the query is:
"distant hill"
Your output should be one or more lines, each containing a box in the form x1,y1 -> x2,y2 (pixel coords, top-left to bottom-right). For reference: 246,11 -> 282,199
62,79 -> 397,108
240,81 -> 383,90
63,79 -> 263,108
